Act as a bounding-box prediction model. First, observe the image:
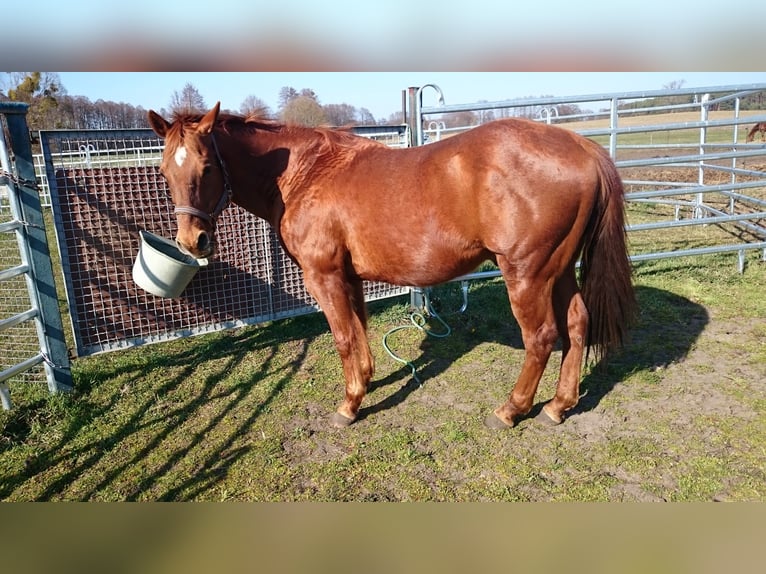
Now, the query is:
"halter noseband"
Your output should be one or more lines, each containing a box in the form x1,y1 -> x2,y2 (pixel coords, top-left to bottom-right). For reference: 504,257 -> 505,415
173,134 -> 233,225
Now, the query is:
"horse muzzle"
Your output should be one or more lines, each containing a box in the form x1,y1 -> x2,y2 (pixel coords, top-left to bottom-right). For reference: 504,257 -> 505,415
176,229 -> 216,259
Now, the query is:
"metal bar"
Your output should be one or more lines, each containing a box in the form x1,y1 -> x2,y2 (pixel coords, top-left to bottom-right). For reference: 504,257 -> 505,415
0,219 -> 24,233
448,241 -> 766,287
698,204 -> 766,238
0,383 -> 11,410
0,308 -> 38,332
701,164 -> 766,178
626,179 -> 766,201
0,263 -> 31,282
617,149 -> 766,169
420,83 -> 766,115
630,241 -> 766,262
627,212 -> 766,233
720,191 -> 766,209
0,354 -> 44,385
580,117 -> 766,139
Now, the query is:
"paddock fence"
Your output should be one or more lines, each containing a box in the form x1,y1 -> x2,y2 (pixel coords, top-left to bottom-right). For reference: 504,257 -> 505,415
0,103 -> 72,409
2,83 -> 765,407
407,83 -> 766,300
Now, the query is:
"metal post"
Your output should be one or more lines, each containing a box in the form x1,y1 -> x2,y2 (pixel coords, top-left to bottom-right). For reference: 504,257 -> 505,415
406,87 -> 419,148
696,94 -> 710,218
731,97 -> 740,212
609,98 -> 618,159
2,102 -> 73,394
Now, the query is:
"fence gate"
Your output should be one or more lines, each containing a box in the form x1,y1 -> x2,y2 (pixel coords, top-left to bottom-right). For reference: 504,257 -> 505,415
0,102 -> 71,409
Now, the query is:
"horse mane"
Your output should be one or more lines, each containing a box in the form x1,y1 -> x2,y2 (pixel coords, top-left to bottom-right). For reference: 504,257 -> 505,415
166,110 -> 385,187
169,110 -> 384,150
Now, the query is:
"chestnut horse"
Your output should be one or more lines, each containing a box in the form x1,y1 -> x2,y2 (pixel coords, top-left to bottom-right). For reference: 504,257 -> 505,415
746,122 -> 766,142
148,103 -> 635,429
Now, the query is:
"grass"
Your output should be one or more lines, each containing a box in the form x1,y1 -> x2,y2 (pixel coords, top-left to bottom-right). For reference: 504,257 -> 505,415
1,244 -> 764,501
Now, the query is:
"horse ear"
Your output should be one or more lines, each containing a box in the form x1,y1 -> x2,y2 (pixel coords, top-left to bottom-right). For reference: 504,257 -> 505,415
147,110 -> 170,138
198,102 -> 221,135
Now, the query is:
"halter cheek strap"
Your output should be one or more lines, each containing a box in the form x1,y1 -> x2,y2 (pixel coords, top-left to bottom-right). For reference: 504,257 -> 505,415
174,134 -> 233,225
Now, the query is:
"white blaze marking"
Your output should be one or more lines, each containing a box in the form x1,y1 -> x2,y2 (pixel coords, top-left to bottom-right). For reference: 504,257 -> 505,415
174,146 -> 187,167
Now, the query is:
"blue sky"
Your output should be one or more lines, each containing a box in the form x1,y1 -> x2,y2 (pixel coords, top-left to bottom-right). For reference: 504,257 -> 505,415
55,72 -> 766,122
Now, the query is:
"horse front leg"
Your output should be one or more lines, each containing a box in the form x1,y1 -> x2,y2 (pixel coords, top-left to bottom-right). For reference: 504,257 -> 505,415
303,270 -> 374,428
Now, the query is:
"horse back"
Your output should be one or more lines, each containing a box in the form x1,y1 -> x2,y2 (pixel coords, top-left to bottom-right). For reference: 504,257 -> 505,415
280,119 -> 605,286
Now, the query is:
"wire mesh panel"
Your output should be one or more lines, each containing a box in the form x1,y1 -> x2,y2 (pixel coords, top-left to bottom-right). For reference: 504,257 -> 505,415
41,129 -> 408,357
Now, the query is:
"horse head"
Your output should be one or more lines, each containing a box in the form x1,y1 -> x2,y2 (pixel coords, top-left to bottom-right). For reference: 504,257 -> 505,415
148,102 -> 231,259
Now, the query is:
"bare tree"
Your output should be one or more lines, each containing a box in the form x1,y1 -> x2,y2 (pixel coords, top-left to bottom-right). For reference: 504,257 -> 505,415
278,86 -> 299,110
281,95 -> 327,126
240,95 -> 271,118
386,111 -> 405,124
169,83 -> 206,114
323,103 -> 357,126
357,107 -> 376,125
663,79 -> 686,91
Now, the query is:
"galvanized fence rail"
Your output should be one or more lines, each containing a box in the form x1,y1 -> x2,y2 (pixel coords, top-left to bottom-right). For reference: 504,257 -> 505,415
0,103 -> 72,409
408,83 -> 766,296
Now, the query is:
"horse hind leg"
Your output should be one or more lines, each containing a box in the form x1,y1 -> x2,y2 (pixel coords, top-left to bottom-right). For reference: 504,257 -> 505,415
486,258 -> 559,429
536,268 -> 588,425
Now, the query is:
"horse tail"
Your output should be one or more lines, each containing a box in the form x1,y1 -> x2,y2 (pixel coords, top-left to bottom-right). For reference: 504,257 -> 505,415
578,140 -> 637,362
746,123 -> 764,142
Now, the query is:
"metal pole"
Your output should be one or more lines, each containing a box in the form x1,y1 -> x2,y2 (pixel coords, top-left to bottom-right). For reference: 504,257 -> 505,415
609,98 -> 618,159
406,87 -> 418,149
731,97 -> 740,212
697,94 -> 709,218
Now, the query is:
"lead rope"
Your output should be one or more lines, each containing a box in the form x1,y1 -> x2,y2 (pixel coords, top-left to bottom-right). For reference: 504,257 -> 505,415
381,282 -> 469,385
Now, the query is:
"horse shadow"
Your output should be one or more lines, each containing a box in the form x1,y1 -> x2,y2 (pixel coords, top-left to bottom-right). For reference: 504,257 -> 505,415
357,280 -> 709,424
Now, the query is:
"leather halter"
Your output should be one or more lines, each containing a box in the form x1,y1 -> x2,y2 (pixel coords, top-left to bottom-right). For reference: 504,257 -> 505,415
173,134 -> 233,225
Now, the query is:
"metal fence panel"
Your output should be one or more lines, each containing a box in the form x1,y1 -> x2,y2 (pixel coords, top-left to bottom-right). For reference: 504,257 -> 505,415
40,129 -> 408,357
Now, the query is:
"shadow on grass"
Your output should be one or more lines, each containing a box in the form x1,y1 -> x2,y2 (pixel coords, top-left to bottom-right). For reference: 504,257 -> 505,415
0,280 -> 707,500
357,281 -> 709,424
0,311 -> 332,501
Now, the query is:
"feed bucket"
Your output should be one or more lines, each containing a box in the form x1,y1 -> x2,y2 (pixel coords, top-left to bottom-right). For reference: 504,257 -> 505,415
132,230 -> 208,298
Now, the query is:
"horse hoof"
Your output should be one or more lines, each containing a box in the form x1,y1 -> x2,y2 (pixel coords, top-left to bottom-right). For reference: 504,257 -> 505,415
484,412 -> 515,430
330,412 -> 355,428
535,406 -> 563,426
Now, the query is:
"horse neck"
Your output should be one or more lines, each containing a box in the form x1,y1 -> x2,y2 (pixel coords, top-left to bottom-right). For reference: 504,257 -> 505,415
217,127 -> 294,226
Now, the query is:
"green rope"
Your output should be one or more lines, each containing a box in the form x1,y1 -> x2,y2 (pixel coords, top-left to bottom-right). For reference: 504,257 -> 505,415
381,288 -> 459,385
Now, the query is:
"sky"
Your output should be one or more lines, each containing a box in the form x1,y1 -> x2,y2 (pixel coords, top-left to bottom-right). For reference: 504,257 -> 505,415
55,72 -> 766,122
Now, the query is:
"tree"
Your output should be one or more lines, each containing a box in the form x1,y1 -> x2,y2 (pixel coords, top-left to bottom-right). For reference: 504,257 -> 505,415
169,83 -> 206,114
357,107 -> 376,125
323,103 -> 357,126
443,110 -> 478,128
386,111 -> 405,125
278,86 -> 299,109
281,96 -> 328,126
240,95 -> 271,118
4,72 -> 64,130
663,79 -> 686,91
